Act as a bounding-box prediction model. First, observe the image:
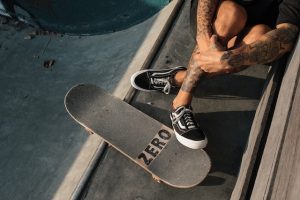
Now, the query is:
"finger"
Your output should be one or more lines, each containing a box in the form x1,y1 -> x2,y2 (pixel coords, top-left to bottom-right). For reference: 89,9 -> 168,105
211,37 -> 223,50
210,35 -> 225,50
209,35 -> 218,49
200,65 -> 209,73
210,34 -> 218,42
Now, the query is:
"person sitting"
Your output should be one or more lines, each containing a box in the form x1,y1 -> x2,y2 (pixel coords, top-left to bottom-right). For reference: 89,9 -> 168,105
131,0 -> 299,149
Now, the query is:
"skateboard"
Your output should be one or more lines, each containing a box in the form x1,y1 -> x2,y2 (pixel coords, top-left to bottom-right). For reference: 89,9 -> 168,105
64,84 -> 211,188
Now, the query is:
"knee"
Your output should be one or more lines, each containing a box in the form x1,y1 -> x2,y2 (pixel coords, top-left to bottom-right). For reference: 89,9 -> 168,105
214,0 -> 247,43
216,0 -> 247,25
242,24 -> 272,44
248,24 -> 272,36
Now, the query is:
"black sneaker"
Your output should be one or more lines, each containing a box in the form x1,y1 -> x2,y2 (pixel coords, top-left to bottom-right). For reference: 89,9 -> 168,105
130,66 -> 186,94
170,105 -> 207,149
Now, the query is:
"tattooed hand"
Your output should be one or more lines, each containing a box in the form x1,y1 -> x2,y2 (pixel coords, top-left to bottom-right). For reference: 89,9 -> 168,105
193,35 -> 235,74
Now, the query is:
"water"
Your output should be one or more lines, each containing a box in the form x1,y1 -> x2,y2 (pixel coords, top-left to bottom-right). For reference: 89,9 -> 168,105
15,0 -> 169,35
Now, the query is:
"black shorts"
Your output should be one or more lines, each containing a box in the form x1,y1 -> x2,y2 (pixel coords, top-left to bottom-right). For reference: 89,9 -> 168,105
190,0 -> 278,38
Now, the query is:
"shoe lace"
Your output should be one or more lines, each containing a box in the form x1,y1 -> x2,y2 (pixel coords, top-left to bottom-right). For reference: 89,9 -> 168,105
150,77 -> 171,94
172,107 -> 197,129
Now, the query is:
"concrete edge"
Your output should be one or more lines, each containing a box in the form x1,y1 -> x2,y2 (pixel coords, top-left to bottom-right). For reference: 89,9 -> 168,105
52,135 -> 104,200
71,140 -> 107,200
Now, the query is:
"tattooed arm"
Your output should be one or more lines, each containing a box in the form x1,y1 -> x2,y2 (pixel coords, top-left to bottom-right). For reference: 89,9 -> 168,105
196,0 -> 218,50
180,0 -> 218,93
224,23 -> 298,67
197,23 -> 299,74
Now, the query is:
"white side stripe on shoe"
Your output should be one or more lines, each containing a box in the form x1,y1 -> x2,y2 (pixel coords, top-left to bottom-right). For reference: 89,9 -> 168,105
178,121 -> 186,130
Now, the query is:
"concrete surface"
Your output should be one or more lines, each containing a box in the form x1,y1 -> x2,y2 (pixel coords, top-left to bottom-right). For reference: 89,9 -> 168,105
0,0 -> 180,199
81,1 -> 270,199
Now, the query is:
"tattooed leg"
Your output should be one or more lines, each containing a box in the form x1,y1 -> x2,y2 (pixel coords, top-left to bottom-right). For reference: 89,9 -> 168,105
180,47 -> 204,93
172,46 -> 205,108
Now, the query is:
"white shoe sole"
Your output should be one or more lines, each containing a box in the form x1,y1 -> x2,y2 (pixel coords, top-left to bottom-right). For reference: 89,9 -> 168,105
174,131 -> 208,149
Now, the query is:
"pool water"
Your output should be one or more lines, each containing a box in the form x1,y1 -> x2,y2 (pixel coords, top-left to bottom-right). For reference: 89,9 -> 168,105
15,0 -> 169,35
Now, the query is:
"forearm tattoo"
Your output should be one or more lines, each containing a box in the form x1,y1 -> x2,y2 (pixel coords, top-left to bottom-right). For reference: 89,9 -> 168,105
222,25 -> 299,67
197,0 -> 218,37
181,47 -> 205,93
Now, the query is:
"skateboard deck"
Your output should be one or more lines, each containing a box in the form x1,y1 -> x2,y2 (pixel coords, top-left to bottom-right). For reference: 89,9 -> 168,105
64,84 -> 211,188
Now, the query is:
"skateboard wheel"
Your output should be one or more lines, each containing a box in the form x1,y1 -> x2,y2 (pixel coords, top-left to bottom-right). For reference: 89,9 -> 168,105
152,174 -> 161,183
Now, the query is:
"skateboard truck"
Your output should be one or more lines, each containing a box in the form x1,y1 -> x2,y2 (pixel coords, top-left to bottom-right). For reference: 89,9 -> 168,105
85,127 -> 94,135
152,174 -> 161,183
